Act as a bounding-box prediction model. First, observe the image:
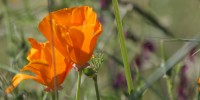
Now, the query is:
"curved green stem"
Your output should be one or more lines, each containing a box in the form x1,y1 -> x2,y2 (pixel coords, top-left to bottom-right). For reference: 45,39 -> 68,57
76,70 -> 82,100
93,75 -> 100,100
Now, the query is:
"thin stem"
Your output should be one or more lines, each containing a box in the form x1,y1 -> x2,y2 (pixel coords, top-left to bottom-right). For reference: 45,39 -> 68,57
93,75 -> 100,100
198,91 -> 200,100
76,70 -> 82,100
160,40 -> 165,67
47,0 -> 58,99
51,92 -> 56,100
198,71 -> 200,100
160,40 -> 174,100
112,0 -> 133,94
42,92 -> 48,100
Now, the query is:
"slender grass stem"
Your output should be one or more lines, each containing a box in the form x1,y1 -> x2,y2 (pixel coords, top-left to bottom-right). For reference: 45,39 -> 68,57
112,0 -> 133,94
160,40 -> 174,100
47,0 -> 58,99
43,92 -> 48,100
93,75 -> 100,100
198,91 -> 200,100
76,70 -> 82,100
51,92 -> 56,100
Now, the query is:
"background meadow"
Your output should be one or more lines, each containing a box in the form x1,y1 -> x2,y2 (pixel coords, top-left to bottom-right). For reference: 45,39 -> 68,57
1,0 -> 200,100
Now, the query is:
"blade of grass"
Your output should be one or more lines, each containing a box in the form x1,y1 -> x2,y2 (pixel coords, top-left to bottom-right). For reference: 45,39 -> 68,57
131,34 -> 200,98
112,0 -> 134,94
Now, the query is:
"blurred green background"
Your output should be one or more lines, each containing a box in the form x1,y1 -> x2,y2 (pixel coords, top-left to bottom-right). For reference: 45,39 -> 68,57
1,0 -> 200,99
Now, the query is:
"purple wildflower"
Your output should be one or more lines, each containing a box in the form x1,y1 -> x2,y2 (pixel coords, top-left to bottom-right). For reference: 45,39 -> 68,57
142,40 -> 155,52
134,40 -> 155,69
113,72 -> 127,89
177,65 -> 188,100
100,0 -> 106,9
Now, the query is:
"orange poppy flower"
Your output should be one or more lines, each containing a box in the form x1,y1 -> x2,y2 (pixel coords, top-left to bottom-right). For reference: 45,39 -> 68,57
6,38 -> 72,93
38,6 -> 102,66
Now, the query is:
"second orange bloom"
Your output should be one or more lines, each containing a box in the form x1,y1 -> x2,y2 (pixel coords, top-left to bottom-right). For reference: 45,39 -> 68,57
6,38 -> 72,93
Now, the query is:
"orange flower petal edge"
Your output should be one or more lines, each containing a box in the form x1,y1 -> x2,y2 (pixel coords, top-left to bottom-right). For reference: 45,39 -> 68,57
38,6 -> 102,66
198,78 -> 200,91
6,38 -> 73,93
5,74 -> 36,93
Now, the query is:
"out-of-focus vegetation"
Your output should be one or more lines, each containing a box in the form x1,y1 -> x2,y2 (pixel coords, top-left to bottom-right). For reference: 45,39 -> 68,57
1,0 -> 200,99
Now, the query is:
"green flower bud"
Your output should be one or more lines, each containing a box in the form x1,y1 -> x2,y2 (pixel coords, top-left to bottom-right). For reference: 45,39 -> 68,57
83,68 -> 96,78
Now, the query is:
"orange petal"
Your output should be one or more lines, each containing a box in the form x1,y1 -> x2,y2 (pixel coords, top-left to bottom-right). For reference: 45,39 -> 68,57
55,59 -> 73,86
28,38 -> 42,50
27,38 -> 42,61
90,29 -> 101,51
94,20 -> 102,37
21,60 -> 52,85
38,6 -> 102,65
27,48 -> 40,61
27,38 -> 46,61
21,60 -> 49,75
198,78 -> 200,84
56,27 -> 85,65
50,7 -> 85,26
84,6 -> 97,26
38,18 -> 68,58
5,74 -> 36,93
89,20 -> 102,51
27,38 -> 53,64
68,28 -> 84,48
67,29 -> 87,65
